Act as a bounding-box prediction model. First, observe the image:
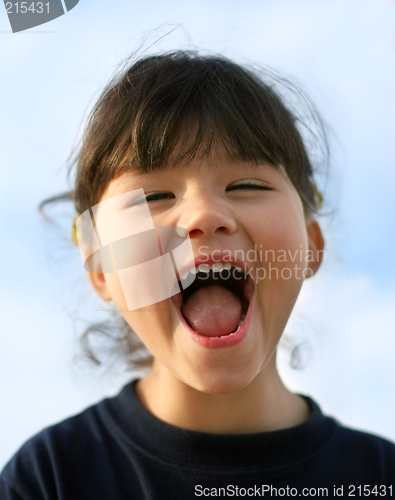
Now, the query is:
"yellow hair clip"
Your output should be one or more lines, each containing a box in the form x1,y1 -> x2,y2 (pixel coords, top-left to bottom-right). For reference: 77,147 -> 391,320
71,216 -> 78,246
312,183 -> 323,211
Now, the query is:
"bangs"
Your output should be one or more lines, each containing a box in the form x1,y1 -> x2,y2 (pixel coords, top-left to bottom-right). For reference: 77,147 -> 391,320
117,54 -> 294,173
74,51 -> 317,213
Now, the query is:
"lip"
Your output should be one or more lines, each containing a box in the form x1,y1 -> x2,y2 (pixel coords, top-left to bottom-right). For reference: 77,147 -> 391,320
171,271 -> 255,349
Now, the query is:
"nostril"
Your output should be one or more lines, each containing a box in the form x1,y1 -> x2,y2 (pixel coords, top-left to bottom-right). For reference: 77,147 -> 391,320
188,228 -> 205,238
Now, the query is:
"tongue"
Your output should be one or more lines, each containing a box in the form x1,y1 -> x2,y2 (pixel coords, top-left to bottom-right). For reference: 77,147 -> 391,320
181,284 -> 243,337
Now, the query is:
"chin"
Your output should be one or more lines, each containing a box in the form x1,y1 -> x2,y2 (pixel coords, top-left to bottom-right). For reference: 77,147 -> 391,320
184,364 -> 260,396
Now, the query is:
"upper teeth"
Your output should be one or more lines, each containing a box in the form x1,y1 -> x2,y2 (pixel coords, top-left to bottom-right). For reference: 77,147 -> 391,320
180,266 -> 197,280
179,262 -> 245,280
198,262 -> 243,273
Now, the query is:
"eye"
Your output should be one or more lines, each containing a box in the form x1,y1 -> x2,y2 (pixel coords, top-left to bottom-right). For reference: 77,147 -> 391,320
145,192 -> 175,203
227,181 -> 273,191
129,192 -> 175,207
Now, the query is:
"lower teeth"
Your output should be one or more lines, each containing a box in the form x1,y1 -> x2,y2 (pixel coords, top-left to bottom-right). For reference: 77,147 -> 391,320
237,313 -> 246,327
222,312 -> 246,337
223,324 -> 241,337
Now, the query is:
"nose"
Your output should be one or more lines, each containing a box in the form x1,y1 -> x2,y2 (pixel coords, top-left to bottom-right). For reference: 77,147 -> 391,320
179,195 -> 238,239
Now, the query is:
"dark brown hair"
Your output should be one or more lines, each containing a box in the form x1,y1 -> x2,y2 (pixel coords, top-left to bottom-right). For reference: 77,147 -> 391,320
40,50 -> 329,371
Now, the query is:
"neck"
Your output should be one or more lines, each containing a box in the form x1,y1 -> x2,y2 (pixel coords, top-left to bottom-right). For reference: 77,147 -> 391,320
135,356 -> 310,434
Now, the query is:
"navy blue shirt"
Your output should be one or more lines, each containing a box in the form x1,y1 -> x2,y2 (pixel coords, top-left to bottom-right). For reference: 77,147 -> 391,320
1,380 -> 394,499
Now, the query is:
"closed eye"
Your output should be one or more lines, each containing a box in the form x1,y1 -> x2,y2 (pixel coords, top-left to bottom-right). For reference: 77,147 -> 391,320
132,183 -> 271,206
129,192 -> 175,206
145,192 -> 175,203
227,182 -> 272,191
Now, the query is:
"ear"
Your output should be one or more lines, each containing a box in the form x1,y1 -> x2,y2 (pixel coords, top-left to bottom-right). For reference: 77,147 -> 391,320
87,269 -> 113,301
79,245 -> 113,301
305,218 -> 325,276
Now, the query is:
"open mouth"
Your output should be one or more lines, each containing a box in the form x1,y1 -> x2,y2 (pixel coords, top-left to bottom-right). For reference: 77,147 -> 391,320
173,264 -> 254,339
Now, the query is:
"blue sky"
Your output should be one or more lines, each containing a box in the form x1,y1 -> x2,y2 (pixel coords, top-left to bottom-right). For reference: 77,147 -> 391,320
1,0 -> 394,469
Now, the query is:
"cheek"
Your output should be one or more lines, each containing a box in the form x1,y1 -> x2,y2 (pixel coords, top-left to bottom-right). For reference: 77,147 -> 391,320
245,201 -> 308,332
104,272 -> 129,311
104,269 -> 175,348
247,202 -> 308,258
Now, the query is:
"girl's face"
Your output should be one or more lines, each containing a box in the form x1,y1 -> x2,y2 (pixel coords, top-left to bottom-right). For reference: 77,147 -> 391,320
89,149 -> 324,394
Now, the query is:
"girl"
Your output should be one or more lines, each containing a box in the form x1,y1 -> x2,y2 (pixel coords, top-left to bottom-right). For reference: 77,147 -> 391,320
1,51 -> 394,499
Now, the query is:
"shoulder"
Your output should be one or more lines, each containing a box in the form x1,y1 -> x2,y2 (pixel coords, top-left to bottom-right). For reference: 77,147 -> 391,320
323,413 -> 395,482
0,397 -> 112,499
300,396 -> 395,483
334,422 -> 395,464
